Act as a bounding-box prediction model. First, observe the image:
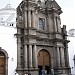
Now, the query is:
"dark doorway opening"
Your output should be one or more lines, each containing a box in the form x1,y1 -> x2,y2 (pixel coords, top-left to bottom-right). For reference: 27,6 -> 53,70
38,66 -> 42,75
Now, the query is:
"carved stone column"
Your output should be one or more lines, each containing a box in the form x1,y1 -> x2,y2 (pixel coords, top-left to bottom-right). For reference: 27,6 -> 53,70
32,11 -> 35,28
24,11 -> 27,28
48,15 -> 53,32
24,45 -> 28,68
57,17 -> 61,32
29,44 -> 32,68
28,10 -> 31,28
65,44 -> 70,67
60,47 -> 65,67
56,47 -> 60,67
33,45 -> 38,68
17,28 -> 21,68
53,16 -> 57,32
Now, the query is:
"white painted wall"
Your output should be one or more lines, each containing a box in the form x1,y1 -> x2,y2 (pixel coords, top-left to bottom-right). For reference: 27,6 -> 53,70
0,25 -> 17,75
68,35 -> 75,75
0,4 -> 17,75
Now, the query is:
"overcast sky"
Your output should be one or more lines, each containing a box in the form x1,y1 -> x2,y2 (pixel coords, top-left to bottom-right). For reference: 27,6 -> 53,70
0,0 -> 75,31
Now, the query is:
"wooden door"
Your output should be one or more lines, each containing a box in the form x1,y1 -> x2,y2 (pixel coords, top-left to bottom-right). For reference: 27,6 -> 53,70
0,52 -> 5,75
38,50 -> 50,66
38,50 -> 51,74
38,50 -> 51,69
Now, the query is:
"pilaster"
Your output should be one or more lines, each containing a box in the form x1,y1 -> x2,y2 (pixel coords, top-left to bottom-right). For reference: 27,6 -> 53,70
33,45 -> 38,68
32,11 -> 35,28
29,44 -> 33,68
57,16 -> 61,33
53,14 -> 57,32
24,45 -> 28,68
24,11 -> 27,28
65,44 -> 70,67
56,47 -> 60,67
60,47 -> 65,67
28,10 -> 31,28
17,28 -> 22,69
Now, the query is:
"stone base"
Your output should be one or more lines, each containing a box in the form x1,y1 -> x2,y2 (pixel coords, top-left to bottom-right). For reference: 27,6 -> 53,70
55,74 -> 71,75
16,67 -> 39,75
24,68 -> 39,75
28,70 -> 39,75
16,68 -> 24,75
54,67 -> 71,75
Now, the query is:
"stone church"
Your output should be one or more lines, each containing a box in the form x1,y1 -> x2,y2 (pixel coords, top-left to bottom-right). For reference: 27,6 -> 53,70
16,0 -> 71,75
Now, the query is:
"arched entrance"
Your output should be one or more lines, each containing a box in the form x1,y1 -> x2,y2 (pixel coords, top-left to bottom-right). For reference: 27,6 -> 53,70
0,51 -> 6,75
37,50 -> 51,75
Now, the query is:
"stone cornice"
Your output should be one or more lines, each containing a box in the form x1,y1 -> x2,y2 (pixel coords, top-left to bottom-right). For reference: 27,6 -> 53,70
17,1 -> 37,11
52,38 -> 70,43
15,33 -> 22,37
24,35 -> 37,39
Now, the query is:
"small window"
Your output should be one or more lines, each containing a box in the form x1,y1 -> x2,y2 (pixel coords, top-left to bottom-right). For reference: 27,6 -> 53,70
10,24 -> 11,26
39,18 -> 45,30
12,24 -> 13,26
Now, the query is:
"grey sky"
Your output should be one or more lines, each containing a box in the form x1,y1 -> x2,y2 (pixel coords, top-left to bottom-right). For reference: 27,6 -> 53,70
0,0 -> 75,31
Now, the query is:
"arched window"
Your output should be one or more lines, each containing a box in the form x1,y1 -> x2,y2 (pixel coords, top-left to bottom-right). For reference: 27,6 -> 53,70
39,18 -> 45,30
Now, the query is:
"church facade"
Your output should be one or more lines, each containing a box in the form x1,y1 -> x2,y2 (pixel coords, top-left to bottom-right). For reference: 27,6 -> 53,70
16,0 -> 71,75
